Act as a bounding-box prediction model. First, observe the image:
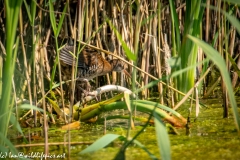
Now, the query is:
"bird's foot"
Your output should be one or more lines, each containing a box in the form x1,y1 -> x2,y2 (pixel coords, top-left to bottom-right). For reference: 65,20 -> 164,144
77,86 -> 90,97
77,79 -> 99,103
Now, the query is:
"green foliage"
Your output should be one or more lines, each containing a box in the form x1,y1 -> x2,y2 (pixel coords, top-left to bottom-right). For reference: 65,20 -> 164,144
154,112 -> 171,160
172,0 -> 206,93
0,0 -> 23,146
23,0 -> 36,26
0,132 -> 18,156
49,1 -> 67,37
107,19 -> 137,61
79,134 -> 158,160
49,0 -> 68,90
20,104 -> 44,112
188,35 -> 240,130
224,0 -> 240,5
169,0 -> 180,54
80,134 -> 121,154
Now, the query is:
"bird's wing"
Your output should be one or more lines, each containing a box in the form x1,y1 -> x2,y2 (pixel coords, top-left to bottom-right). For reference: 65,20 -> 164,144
60,43 -> 112,79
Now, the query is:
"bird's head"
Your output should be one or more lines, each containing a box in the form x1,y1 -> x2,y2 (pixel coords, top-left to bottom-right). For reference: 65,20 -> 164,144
109,59 -> 124,72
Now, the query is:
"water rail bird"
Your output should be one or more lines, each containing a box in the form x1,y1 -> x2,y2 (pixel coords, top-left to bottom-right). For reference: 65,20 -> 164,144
59,40 -> 124,94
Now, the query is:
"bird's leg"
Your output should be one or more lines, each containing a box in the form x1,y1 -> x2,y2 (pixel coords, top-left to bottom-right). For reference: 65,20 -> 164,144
78,79 -> 94,96
76,79 -> 91,97
83,79 -> 92,92
78,79 -> 99,102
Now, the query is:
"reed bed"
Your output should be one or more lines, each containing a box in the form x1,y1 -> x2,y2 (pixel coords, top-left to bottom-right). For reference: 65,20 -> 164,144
0,0 -> 240,159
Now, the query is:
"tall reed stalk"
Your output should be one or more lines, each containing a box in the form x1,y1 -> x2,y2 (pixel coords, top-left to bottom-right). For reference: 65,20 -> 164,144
0,0 -> 23,146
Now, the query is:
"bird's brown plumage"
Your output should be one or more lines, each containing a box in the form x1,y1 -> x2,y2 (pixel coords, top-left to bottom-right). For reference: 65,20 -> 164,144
59,42 -> 124,81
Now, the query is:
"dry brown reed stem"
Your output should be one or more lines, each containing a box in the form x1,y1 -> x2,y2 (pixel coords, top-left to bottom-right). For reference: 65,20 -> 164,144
19,8 -> 33,108
140,2 -> 149,98
40,36 -> 49,154
156,0 -> 164,104
176,2 -> 186,12
85,0 -> 89,39
35,0 -> 49,151
232,42 -> 240,87
34,1 -> 70,16
89,1 -> 93,37
232,52 -> 240,88
68,1 -> 79,153
67,0 -> 73,36
228,21 -> 236,87
78,0 -> 84,40
43,29 -> 51,80
144,0 -> 151,98
68,1 -> 79,122
31,0 -> 42,121
97,1 -> 112,87
212,1 -> 217,42
15,141 -> 92,148
164,34 -> 174,107
217,2 -> 228,118
177,0 -> 182,33
229,26 -> 236,59
119,1 -> 133,87
94,0 -> 103,50
99,0 -> 109,51
111,2 -> 119,85
141,31 -> 148,98
195,86 -> 200,117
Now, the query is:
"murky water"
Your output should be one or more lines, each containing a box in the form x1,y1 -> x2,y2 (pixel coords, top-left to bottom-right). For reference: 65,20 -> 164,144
14,98 -> 240,160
